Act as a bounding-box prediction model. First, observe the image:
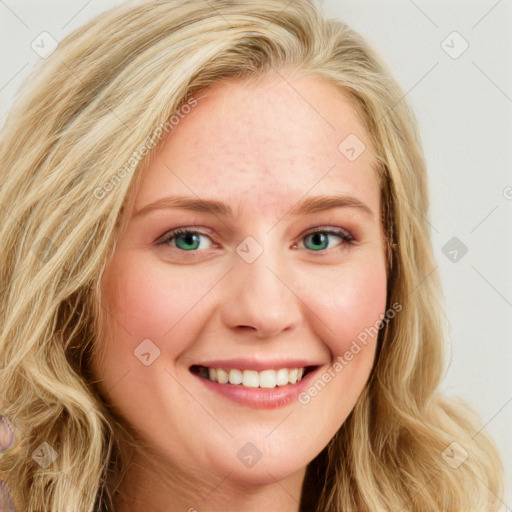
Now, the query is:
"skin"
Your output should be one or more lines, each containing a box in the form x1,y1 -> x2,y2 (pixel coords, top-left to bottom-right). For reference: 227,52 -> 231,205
92,72 -> 388,512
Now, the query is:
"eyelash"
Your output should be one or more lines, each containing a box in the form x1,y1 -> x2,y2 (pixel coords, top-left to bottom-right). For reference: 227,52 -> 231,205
156,226 -> 355,254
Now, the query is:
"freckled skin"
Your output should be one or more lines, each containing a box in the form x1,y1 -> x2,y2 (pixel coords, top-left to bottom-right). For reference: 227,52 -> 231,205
93,73 -> 388,511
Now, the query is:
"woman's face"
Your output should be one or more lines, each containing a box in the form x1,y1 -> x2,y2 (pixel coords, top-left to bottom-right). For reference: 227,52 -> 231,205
93,73 -> 387,487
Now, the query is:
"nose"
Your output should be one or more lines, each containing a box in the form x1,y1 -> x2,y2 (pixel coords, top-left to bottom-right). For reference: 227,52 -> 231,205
220,245 -> 302,339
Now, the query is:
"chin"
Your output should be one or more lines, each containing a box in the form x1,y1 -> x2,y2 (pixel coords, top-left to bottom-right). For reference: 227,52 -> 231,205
205,440 -> 310,486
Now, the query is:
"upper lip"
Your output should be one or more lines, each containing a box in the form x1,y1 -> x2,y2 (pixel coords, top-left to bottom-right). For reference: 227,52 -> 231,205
191,358 -> 324,371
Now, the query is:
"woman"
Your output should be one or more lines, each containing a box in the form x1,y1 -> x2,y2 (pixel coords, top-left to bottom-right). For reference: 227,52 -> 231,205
0,0 -> 504,510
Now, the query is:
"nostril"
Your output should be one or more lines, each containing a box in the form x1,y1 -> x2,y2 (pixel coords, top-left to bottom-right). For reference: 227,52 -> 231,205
237,325 -> 257,331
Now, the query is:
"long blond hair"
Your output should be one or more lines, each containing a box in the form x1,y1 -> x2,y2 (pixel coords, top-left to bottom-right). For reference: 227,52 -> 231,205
0,1 -> 503,510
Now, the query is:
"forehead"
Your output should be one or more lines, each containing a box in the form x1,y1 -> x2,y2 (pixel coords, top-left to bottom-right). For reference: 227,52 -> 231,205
132,73 -> 379,218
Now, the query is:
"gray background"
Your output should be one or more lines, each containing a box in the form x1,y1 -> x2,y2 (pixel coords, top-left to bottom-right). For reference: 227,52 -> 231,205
1,0 -> 510,506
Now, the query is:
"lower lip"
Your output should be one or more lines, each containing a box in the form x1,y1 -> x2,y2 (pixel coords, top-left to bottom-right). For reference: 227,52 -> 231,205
193,368 -> 321,410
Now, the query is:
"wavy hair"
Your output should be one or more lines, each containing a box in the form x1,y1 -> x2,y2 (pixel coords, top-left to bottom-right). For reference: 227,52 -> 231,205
0,0 -> 504,510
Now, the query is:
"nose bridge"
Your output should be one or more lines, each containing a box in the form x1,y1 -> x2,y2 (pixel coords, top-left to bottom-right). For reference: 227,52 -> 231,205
221,237 -> 302,337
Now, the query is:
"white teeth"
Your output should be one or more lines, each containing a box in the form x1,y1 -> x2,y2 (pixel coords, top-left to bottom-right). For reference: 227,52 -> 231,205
276,368 -> 289,386
242,370 -> 259,388
259,370 -> 276,388
228,369 -> 242,385
202,367 -> 307,388
216,368 -> 229,384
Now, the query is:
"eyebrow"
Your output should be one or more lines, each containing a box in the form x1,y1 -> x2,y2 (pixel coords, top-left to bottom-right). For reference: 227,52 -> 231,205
133,194 -> 374,219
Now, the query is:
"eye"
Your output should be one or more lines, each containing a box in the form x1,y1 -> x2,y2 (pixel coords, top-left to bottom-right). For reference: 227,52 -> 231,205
156,228 -> 217,251
156,226 -> 354,253
297,227 -> 354,252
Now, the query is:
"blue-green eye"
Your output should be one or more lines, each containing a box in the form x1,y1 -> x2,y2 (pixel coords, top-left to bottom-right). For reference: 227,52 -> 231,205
157,226 -> 354,252
158,228 -> 215,251
301,228 -> 353,251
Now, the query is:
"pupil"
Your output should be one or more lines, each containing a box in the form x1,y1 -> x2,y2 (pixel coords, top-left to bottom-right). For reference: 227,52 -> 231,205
179,233 -> 198,249
311,233 -> 327,249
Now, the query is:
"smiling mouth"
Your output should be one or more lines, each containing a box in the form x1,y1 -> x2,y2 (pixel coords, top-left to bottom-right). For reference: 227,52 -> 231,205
190,365 -> 317,389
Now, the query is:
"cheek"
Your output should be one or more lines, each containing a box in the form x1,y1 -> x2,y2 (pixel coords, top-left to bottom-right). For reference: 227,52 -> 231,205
97,253 -> 220,362
295,259 -> 387,428
93,255 -> 206,400
301,257 -> 388,361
